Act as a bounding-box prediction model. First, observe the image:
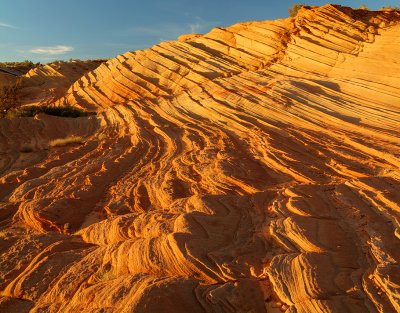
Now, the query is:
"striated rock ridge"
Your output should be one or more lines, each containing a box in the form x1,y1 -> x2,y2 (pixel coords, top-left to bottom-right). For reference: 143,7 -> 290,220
0,4 -> 400,313
18,60 -> 105,106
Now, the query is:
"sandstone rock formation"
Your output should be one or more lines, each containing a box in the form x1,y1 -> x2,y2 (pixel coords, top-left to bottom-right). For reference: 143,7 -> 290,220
1,4 -> 400,313
0,72 -> 16,87
18,60 -> 105,106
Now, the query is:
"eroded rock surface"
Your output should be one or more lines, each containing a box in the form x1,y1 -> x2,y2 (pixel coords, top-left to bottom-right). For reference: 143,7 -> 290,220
1,5 -> 399,313
18,60 -> 106,106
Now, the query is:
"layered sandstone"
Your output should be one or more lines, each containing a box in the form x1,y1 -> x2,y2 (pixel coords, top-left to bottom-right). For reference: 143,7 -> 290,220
18,60 -> 105,106
0,5 -> 400,313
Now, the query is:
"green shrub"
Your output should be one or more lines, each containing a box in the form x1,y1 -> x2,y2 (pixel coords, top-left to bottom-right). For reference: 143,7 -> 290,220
7,105 -> 95,118
0,60 -> 35,68
0,60 -> 40,74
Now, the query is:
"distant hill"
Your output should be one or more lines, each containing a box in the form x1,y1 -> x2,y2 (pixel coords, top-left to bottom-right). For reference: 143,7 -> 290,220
19,59 -> 107,106
0,60 -> 40,75
0,59 -> 107,106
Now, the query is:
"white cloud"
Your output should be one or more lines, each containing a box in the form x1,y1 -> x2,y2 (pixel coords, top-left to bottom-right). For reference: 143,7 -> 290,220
189,17 -> 220,34
0,21 -> 16,29
189,23 -> 201,33
29,45 -> 74,55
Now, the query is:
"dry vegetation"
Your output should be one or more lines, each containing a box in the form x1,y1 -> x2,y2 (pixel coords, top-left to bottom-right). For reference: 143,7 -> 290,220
49,136 -> 85,147
288,3 -> 306,17
0,80 -> 21,118
7,105 -> 94,118
0,60 -> 40,74
380,6 -> 400,11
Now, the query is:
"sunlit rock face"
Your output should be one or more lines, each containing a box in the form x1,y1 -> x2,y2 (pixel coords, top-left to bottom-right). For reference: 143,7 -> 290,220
1,5 -> 400,313
17,60 -> 105,106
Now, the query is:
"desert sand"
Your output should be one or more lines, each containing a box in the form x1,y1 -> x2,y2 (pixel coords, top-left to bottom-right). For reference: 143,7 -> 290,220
0,4 -> 399,313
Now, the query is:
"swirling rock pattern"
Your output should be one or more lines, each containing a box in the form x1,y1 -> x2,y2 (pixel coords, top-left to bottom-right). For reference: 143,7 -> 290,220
19,60 -> 105,106
1,5 -> 400,313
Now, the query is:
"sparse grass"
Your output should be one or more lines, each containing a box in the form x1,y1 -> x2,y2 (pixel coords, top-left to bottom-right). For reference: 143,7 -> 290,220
380,6 -> 400,11
20,145 -> 33,153
49,136 -> 85,147
7,105 -> 95,118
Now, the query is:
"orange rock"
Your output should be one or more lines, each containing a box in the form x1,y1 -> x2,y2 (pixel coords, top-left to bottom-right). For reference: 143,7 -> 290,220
1,4 -> 400,313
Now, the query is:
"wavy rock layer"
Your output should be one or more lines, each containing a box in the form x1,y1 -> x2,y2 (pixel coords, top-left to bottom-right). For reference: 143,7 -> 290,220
1,5 -> 400,313
19,60 -> 105,106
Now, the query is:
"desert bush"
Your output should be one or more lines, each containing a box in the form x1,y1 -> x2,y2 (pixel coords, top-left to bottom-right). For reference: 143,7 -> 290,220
0,60 -> 35,68
380,6 -> 400,10
7,105 -> 94,118
49,136 -> 84,147
0,60 -> 40,74
289,3 -> 306,17
359,4 -> 369,10
0,80 -> 21,118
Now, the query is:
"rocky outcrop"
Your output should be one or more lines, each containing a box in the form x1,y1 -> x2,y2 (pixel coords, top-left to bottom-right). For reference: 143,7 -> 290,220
0,72 -> 16,87
18,60 -> 105,106
0,5 -> 400,313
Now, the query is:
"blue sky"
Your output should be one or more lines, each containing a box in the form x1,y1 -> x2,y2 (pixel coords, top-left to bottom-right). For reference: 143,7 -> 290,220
1,0 -> 398,63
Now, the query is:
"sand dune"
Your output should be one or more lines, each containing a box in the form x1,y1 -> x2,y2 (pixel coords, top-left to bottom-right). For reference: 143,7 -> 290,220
0,5 -> 400,313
